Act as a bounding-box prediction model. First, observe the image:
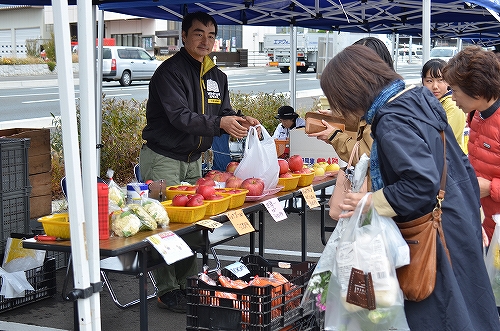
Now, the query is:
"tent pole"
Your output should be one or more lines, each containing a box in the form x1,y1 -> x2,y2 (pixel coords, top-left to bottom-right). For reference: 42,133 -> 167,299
289,25 -> 297,109
96,9 -> 104,174
422,0 -> 431,64
52,0 -> 93,329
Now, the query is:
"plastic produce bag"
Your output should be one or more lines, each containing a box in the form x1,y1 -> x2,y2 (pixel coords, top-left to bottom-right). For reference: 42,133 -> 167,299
324,193 -> 409,331
2,237 -> 45,273
234,125 -> 279,190
110,209 -> 141,237
485,214 -> 500,305
107,169 -> 126,209
141,197 -> 169,227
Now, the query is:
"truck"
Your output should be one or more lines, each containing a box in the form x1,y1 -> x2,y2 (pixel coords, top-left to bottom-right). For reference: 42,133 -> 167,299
264,32 -> 378,74
264,33 -> 331,73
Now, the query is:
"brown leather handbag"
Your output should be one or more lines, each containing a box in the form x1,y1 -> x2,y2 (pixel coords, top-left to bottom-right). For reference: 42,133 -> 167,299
396,131 -> 451,302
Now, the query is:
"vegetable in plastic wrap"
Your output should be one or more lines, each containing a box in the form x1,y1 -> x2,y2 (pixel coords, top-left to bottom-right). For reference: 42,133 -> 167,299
128,204 -> 158,230
107,169 -> 126,208
142,198 -> 169,226
111,210 -> 141,237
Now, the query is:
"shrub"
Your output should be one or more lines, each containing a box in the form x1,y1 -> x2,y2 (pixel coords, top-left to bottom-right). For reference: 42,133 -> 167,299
47,61 -> 56,71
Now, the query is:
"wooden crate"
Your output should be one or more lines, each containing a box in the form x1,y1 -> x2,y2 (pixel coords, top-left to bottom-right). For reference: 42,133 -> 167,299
0,128 -> 52,219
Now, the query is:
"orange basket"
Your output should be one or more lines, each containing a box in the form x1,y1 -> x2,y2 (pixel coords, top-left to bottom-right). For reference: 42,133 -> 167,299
204,195 -> 232,216
274,139 -> 289,157
297,172 -> 315,187
214,189 -> 249,209
278,174 -> 301,191
165,185 -> 197,200
161,201 -> 209,224
37,213 -> 70,239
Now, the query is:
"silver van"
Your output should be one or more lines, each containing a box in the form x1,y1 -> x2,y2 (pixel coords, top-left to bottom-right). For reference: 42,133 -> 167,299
100,46 -> 162,86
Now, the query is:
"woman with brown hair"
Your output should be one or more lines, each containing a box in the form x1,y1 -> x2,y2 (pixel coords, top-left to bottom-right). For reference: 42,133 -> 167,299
322,44 -> 500,330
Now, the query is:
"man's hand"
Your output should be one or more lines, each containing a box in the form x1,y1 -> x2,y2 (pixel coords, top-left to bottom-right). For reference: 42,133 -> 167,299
307,120 -> 336,141
220,116 -> 250,139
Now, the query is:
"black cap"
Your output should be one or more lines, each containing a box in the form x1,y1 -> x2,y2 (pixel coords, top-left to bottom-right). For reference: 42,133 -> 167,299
275,105 -> 298,119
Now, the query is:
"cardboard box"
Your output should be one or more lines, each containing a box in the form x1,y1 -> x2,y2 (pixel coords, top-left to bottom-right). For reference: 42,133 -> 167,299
290,128 -> 347,167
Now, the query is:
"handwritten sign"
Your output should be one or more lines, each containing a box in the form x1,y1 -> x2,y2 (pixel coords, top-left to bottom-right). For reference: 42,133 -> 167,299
196,219 -> 223,229
146,231 -> 193,265
300,186 -> 320,209
262,198 -> 287,222
224,261 -> 250,278
226,209 -> 255,235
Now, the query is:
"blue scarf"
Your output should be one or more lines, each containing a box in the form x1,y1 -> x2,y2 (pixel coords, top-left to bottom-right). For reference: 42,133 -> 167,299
365,79 -> 406,191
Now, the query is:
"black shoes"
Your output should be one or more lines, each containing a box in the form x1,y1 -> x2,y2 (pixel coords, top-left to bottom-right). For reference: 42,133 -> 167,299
157,289 -> 187,313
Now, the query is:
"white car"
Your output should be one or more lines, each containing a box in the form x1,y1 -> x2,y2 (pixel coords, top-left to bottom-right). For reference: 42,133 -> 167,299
429,47 -> 458,62
99,46 -> 162,86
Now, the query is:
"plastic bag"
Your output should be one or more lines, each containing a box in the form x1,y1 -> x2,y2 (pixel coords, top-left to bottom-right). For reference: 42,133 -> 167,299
2,237 -> 45,273
107,169 -> 126,209
325,193 -> 409,331
485,214 -> 500,305
141,197 -> 169,227
110,209 -> 141,237
234,125 -> 279,190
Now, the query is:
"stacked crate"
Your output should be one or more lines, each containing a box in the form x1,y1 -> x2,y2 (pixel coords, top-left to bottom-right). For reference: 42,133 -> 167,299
0,137 -> 31,258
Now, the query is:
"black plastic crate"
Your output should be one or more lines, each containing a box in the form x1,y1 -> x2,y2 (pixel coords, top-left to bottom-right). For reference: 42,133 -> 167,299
0,188 -> 31,258
0,257 -> 57,313
187,255 -> 316,331
0,138 -> 30,192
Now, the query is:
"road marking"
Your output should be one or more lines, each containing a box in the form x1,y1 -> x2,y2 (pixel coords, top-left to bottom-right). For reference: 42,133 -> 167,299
209,244 -> 323,258
23,99 -> 62,104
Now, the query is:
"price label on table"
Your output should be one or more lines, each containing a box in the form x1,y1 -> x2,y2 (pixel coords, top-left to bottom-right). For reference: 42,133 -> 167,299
226,209 -> 255,235
146,231 -> 193,265
262,197 -> 287,222
196,219 -> 223,229
300,186 -> 320,209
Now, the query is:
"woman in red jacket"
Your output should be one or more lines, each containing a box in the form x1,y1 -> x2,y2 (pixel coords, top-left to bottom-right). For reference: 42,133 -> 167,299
443,46 -> 500,243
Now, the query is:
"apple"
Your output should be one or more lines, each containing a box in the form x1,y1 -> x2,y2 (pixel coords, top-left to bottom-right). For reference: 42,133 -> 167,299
186,194 -> 204,207
226,175 -> 243,189
294,168 -> 312,174
241,177 -> 265,196
196,177 -> 215,186
213,171 -> 233,182
326,163 -> 340,172
204,170 -> 221,179
288,154 -> 303,172
278,159 -> 289,175
207,194 -> 225,200
225,161 -> 240,174
196,185 -> 216,200
314,167 -> 326,176
279,172 -> 293,178
171,194 -> 189,207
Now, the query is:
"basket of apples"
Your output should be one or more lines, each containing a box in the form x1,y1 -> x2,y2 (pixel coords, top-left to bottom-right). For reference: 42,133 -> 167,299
215,187 -> 249,209
165,184 -> 197,200
193,178 -> 232,217
279,157 -> 315,187
161,194 -> 208,224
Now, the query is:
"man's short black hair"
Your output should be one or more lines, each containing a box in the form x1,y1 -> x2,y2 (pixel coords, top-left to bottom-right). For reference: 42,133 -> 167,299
182,11 -> 218,36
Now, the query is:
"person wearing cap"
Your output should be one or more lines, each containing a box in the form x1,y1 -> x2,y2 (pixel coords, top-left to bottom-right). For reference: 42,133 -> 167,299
272,105 -> 306,140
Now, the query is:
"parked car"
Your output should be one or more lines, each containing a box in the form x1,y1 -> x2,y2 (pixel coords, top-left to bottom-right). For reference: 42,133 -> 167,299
99,46 -> 162,86
429,46 -> 458,62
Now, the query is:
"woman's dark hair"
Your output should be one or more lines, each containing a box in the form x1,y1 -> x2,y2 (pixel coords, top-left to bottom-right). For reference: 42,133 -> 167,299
421,58 -> 447,80
320,44 -> 403,120
182,11 -> 218,36
353,37 -> 394,70
443,46 -> 500,102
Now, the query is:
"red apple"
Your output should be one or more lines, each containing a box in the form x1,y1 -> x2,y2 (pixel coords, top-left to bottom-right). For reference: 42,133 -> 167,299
279,172 -> 293,178
207,194 -> 225,200
288,155 -> 304,172
196,185 -> 216,200
186,195 -> 204,207
241,177 -> 265,196
293,168 -> 312,174
278,159 -> 289,175
225,175 -> 243,189
196,177 -> 215,186
213,171 -> 233,182
172,194 -> 189,207
225,161 -> 240,174
204,170 -> 221,179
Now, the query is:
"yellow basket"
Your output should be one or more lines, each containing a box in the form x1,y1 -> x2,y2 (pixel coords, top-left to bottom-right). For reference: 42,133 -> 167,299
37,213 -> 70,239
275,139 -> 289,157
215,189 -> 249,209
161,201 -> 209,224
278,174 -> 301,191
297,172 -> 315,187
204,195 -> 232,216
165,185 -> 197,200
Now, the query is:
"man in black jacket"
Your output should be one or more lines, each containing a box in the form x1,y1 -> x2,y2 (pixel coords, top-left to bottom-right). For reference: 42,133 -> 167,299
139,11 -> 259,313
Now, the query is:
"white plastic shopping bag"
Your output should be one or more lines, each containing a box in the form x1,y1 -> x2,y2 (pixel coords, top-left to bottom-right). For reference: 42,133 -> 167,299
234,125 -> 279,190
485,214 -> 500,305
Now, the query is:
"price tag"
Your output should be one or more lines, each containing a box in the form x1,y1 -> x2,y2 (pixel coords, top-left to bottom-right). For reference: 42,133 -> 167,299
146,231 -> 193,265
224,261 -> 250,278
300,186 -> 320,209
196,219 -> 223,229
262,197 -> 287,222
226,209 -> 255,235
